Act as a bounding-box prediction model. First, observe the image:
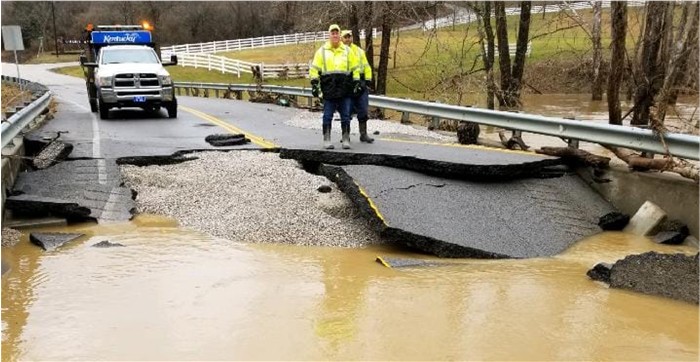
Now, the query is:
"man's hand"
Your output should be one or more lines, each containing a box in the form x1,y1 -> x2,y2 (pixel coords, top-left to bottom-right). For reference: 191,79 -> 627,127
311,79 -> 320,98
352,80 -> 362,96
365,81 -> 374,94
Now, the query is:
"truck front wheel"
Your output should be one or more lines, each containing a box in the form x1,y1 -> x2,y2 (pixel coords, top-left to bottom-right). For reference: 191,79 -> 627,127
166,98 -> 177,119
98,98 -> 110,120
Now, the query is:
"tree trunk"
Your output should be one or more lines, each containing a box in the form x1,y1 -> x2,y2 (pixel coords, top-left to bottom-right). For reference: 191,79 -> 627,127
631,1 -> 669,126
364,1 -> 376,91
655,3 -> 699,122
591,1 -> 604,100
510,1 -> 532,106
494,1 -> 513,108
483,1 -> 496,110
348,3 -> 360,46
607,1 -> 627,125
669,2 -> 697,104
376,2 -> 393,95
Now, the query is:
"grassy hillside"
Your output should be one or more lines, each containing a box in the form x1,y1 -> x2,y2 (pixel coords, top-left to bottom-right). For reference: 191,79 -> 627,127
52,4 -> 673,106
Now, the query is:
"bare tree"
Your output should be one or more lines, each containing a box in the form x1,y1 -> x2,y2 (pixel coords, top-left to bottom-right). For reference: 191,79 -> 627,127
631,1 -> 670,126
654,3 -> 699,123
376,1 -> 394,95
591,1 -> 603,100
363,1 -> 376,91
494,1 -> 532,109
607,1 -> 627,125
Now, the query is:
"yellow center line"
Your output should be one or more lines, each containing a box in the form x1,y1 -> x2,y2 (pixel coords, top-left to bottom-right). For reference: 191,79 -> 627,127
377,137 -> 537,156
355,181 -> 387,226
180,105 -> 278,149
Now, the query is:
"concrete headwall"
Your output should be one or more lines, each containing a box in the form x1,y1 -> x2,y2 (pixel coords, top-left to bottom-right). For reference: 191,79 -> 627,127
579,166 -> 699,238
1,137 -> 25,221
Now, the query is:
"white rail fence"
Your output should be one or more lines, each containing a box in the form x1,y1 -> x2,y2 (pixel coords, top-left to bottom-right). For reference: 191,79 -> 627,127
162,28 -> 377,57
175,53 -> 309,79
402,1 -> 647,32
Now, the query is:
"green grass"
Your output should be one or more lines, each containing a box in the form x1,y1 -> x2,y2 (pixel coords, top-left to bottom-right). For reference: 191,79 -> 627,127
26,53 -> 80,64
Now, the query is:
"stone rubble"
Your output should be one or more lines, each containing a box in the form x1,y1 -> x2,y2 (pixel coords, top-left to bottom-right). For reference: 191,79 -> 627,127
286,110 -> 455,142
120,151 -> 380,248
1,228 -> 22,247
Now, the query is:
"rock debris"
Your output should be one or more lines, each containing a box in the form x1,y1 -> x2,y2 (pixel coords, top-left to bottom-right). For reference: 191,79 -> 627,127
121,151 -> 380,248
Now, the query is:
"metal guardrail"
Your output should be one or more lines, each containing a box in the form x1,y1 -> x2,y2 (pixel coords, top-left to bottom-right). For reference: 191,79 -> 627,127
1,76 -> 52,149
174,81 -> 700,160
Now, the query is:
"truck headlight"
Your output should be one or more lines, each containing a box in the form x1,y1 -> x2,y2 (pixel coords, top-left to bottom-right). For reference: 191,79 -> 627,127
97,76 -> 112,87
159,75 -> 172,86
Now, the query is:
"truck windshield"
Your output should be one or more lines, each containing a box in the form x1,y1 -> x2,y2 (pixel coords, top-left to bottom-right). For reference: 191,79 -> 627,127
100,49 -> 159,64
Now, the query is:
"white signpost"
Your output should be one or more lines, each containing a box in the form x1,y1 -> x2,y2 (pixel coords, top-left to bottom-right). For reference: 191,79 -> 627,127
2,25 -> 25,90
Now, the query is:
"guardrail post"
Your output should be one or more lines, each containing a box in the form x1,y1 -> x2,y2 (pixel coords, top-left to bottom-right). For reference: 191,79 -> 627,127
563,117 -> 579,148
235,91 -> 242,100
204,88 -> 209,98
401,111 -> 410,124
215,89 -> 219,98
186,88 -> 191,96
428,100 -> 441,129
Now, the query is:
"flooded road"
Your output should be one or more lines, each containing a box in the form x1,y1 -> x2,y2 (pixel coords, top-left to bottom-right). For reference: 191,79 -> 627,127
2,215 -> 698,361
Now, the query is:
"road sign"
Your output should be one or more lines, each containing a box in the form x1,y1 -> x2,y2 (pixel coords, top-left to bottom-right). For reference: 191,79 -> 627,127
2,26 -> 24,51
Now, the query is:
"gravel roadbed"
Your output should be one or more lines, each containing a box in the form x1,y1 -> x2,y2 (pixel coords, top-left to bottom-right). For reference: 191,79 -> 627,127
287,110 -> 456,142
120,151 -> 380,248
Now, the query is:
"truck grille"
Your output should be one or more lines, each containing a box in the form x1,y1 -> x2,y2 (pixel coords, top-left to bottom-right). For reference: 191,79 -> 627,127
114,73 -> 159,88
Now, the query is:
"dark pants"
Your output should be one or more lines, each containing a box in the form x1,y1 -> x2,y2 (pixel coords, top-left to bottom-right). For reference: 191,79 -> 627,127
323,97 -> 351,126
351,88 -> 369,122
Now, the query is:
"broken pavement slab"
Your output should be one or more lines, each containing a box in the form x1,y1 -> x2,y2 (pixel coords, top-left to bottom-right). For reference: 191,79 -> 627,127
375,256 -> 456,268
6,159 -> 135,223
590,252 -> 699,304
29,232 -> 84,251
280,146 -> 565,181
327,165 -> 615,259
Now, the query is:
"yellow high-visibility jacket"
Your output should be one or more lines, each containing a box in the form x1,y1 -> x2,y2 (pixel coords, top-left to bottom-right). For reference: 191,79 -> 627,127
309,41 -> 360,99
348,43 -> 372,81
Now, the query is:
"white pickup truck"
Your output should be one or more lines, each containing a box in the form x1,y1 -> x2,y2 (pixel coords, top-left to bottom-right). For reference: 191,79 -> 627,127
80,25 -> 178,120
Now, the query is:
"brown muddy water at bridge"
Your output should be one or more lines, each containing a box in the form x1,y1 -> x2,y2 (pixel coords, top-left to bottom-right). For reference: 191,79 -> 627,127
1,214 -> 697,361
448,93 -> 699,135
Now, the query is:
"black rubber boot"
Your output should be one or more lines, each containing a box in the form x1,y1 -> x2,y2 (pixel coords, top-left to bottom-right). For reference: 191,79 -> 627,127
323,124 -> 334,149
341,123 -> 351,149
359,120 -> 374,143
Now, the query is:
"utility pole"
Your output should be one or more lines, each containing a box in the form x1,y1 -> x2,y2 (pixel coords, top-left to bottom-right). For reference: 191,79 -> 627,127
52,2 -> 58,58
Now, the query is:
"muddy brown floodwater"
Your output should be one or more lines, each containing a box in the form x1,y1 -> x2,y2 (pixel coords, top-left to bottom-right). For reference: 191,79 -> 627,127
2,214 -> 698,361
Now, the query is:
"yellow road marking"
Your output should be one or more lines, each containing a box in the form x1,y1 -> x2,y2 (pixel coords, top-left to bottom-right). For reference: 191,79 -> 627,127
375,256 -> 392,268
355,181 -> 387,226
377,137 -> 537,156
180,105 -> 278,149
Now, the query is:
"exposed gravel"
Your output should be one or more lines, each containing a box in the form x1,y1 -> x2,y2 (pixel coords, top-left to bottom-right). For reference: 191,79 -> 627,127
286,110 -> 456,142
120,151 -> 380,248
2,228 -> 22,247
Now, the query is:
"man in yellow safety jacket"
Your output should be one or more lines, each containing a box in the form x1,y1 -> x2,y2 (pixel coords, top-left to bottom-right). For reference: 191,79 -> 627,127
342,29 -> 374,143
310,24 -> 361,149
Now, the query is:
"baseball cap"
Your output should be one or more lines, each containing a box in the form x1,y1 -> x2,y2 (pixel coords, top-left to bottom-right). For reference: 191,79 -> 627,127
328,24 -> 341,32
341,30 -> 352,37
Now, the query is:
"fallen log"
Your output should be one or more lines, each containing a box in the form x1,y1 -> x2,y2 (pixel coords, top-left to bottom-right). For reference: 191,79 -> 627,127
536,147 -> 611,168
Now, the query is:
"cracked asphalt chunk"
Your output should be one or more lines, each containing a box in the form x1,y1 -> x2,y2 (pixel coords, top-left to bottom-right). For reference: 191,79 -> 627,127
339,165 -> 615,258
30,232 -> 84,251
7,159 -> 135,223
